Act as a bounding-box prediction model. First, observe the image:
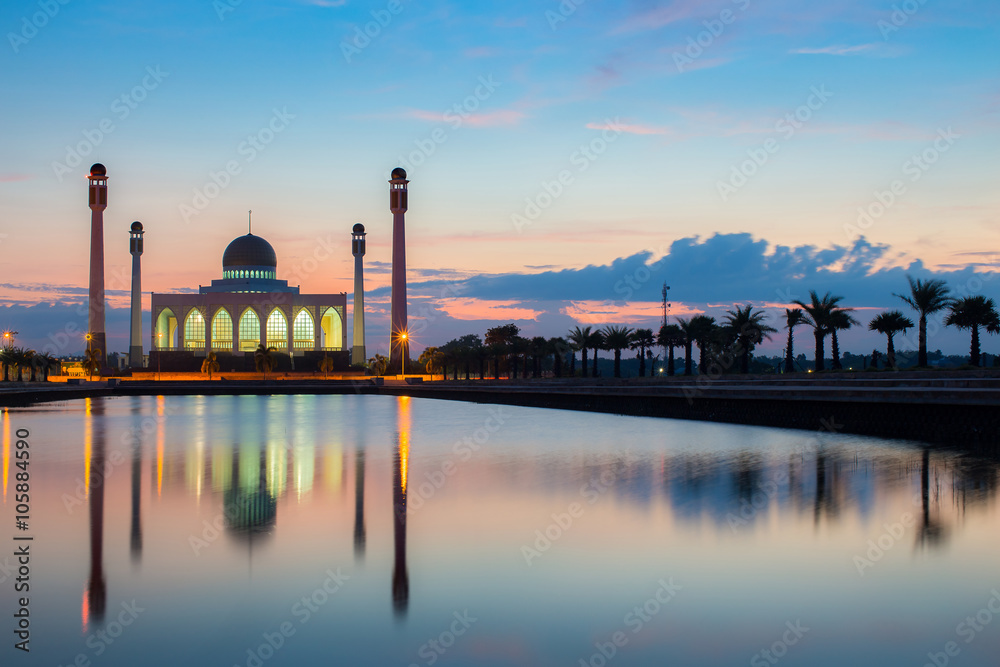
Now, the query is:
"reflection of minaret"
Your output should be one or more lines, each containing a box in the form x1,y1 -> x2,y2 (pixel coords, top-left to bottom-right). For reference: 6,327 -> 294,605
225,445 -> 277,537
85,399 -> 107,628
388,168 -> 409,373
354,447 -> 366,559
813,453 -> 826,526
128,221 -> 144,368
130,439 -> 142,562
392,397 -> 410,617
917,448 -> 944,549
351,224 -> 367,366
87,164 -> 108,364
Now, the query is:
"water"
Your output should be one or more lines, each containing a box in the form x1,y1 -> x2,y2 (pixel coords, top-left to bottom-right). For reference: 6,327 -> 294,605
1,394 -> 998,667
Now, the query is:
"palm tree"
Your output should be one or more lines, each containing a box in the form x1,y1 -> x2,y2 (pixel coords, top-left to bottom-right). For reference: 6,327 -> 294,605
723,305 -> 777,374
945,296 -> 1000,367
82,346 -> 101,381
254,343 -> 276,379
529,336 -> 548,378
629,328 -> 655,377
586,329 -> 604,377
868,311 -> 914,369
600,325 -> 633,378
485,324 -> 519,379
418,346 -> 443,376
0,347 -> 10,382
318,354 -> 334,379
549,336 -> 568,378
895,275 -> 951,368
794,291 -> 847,372
673,318 -> 695,376
567,326 -> 593,378
828,309 -> 858,370
688,315 -> 716,375
201,351 -> 220,380
509,336 -> 530,379
784,309 -> 806,373
658,323 -> 684,377
368,354 -> 388,377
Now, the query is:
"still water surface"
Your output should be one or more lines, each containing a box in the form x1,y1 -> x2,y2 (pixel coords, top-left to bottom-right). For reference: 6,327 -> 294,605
1,395 -> 998,666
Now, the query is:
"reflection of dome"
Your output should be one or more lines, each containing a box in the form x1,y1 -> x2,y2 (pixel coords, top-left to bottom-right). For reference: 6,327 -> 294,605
130,221 -> 143,232
390,167 -> 407,180
90,163 -> 107,176
222,233 -> 277,268
353,223 -> 365,233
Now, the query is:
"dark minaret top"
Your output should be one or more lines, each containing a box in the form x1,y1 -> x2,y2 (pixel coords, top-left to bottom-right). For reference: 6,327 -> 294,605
389,168 -> 408,213
129,221 -> 144,255
352,223 -> 366,256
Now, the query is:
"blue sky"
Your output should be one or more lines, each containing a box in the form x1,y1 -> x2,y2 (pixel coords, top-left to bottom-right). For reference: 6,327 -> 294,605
1,0 -> 998,355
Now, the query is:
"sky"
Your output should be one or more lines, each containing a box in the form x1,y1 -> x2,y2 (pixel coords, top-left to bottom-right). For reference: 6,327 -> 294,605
0,0 -> 998,356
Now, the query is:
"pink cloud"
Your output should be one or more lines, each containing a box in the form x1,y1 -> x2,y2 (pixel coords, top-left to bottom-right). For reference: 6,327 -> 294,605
402,108 -> 526,127
587,121 -> 673,136
0,173 -> 34,182
612,0 -> 707,34
563,300 -> 702,326
790,43 -> 878,56
437,298 -> 540,321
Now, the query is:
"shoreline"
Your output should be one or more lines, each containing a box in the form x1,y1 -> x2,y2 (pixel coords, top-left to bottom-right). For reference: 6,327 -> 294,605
1,373 -> 998,453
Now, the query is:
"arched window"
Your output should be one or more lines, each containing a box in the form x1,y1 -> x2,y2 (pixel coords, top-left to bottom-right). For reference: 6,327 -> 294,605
293,309 -> 314,349
239,309 -> 260,351
267,310 -> 287,350
184,310 -> 205,348
155,308 -> 177,348
212,310 -> 233,350
320,307 -> 343,350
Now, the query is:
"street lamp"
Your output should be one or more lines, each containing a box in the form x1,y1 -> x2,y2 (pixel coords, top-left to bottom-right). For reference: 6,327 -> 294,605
400,331 -> 408,375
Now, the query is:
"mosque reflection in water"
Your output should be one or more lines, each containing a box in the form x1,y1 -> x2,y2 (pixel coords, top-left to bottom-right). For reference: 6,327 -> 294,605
74,395 -> 413,630
62,395 -> 999,633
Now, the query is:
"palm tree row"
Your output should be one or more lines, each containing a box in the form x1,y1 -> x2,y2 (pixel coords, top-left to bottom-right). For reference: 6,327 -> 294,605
0,347 -> 57,382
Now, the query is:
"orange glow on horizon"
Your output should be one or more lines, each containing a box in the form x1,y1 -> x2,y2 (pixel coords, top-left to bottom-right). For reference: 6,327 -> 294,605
81,589 -> 88,634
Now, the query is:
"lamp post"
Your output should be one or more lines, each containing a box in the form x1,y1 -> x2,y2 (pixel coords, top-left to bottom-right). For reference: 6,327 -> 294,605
400,332 -> 407,375
85,333 -> 94,381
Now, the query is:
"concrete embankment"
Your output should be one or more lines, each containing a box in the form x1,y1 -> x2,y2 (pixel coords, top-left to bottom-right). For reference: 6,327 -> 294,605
1,373 -> 998,453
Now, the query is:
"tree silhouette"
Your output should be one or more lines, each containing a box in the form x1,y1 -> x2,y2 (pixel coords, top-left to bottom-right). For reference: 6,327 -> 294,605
319,354 -> 334,379
722,305 -> 776,374
485,324 -> 519,379
895,275 -> 951,368
83,346 -> 102,381
794,291 -> 847,372
629,328 -> 655,377
868,311 -> 913,369
828,309 -> 858,370
945,296 -> 1000,367
567,326 -> 593,378
368,354 -> 388,377
687,315 -> 717,375
784,308 -> 806,373
658,323 -> 684,377
254,343 -> 276,379
200,351 -> 220,380
673,318 -> 696,376
600,325 -> 633,378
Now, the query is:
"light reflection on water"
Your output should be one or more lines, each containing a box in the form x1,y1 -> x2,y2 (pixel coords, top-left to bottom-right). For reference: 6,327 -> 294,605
1,394 -> 998,667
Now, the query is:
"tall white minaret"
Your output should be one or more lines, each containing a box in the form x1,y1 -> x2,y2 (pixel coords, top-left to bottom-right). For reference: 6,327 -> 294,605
88,164 -> 108,364
351,223 -> 367,366
128,221 -> 144,368
389,168 -> 409,373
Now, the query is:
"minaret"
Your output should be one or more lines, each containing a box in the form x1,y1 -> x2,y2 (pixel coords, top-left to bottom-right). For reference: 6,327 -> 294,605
351,223 -> 367,366
128,221 -> 144,368
87,164 -> 108,365
389,168 -> 409,374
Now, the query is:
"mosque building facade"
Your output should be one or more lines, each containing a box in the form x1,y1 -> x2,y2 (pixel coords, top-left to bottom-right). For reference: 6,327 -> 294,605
150,231 -> 348,371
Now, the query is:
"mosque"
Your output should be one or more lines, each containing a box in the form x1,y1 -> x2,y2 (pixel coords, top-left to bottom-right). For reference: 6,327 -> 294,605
150,231 -> 348,371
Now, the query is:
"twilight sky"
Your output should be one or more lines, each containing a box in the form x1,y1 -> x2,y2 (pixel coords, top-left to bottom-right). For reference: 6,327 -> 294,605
1,0 -> 998,356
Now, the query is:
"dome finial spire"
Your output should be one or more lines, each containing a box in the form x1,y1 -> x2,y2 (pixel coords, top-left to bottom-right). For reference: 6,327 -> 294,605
248,209 -> 252,235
